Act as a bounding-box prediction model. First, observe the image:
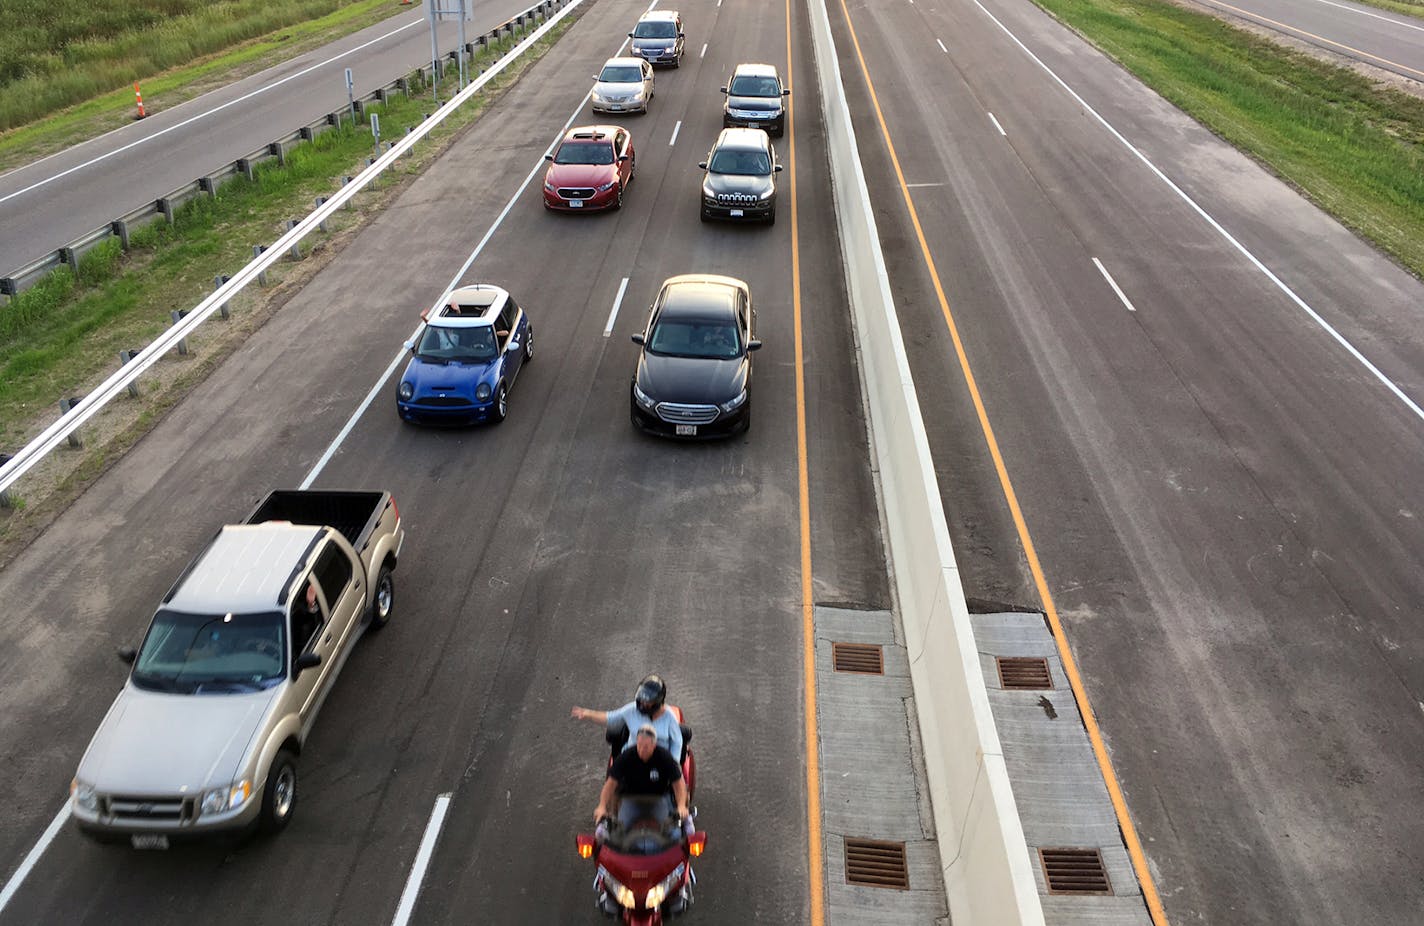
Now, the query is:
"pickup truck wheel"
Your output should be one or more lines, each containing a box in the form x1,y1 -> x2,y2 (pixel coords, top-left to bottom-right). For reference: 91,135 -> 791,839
370,566 -> 395,631
260,751 -> 298,834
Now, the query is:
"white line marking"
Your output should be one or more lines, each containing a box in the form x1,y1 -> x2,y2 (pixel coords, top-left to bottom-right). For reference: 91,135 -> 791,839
936,38 -> 948,53
391,794 -> 452,926
973,0 -> 1424,424
0,804 -> 70,914
1290,0 -> 1424,32
905,182 -> 944,188
670,120 -> 682,146
987,111 -> 1006,135
0,17 -> 424,203
700,42 -> 708,58
1093,258 -> 1138,312
604,277 -> 631,337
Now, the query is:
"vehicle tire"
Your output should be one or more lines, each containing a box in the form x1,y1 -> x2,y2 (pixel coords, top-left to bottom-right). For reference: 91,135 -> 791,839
259,751 -> 298,834
492,383 -> 508,424
614,184 -> 624,210
523,327 -> 535,364
766,208 -> 776,227
369,565 -> 395,631
700,209 -> 710,223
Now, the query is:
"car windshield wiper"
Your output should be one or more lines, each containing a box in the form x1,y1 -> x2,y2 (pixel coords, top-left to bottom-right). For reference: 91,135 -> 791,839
191,678 -> 262,693
131,672 -> 179,692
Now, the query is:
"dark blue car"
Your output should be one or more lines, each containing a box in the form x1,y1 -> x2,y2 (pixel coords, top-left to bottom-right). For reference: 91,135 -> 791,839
396,285 -> 533,425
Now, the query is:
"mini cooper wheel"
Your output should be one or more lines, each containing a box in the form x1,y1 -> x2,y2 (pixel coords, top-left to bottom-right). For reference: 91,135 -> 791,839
260,751 -> 298,834
523,328 -> 535,363
369,564 -> 395,631
492,383 -> 508,424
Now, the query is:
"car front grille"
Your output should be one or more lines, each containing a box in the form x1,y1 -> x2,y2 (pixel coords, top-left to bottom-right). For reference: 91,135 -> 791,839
104,794 -> 194,823
716,192 -> 760,205
559,188 -> 595,200
415,396 -> 473,407
656,403 -> 720,425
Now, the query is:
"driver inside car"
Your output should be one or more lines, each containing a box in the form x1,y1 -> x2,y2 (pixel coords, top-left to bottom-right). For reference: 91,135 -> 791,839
594,723 -> 691,840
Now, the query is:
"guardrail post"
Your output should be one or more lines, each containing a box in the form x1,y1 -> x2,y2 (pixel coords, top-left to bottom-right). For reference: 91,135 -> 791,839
0,279 -> 15,297
59,398 -> 84,448
158,197 -> 175,224
170,311 -> 189,355
0,453 -> 13,508
118,350 -> 141,397
213,275 -> 232,318
253,245 -> 269,285
198,177 -> 216,197
299,126 -> 314,141
269,141 -> 287,167
340,176 -> 355,208
314,199 -> 330,232
238,158 -> 255,182
354,99 -> 366,118
59,247 -> 79,278
284,221 -> 302,260
111,219 -> 131,250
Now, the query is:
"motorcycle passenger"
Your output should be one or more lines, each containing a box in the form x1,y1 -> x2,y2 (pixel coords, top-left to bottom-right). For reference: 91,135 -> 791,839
594,723 -> 691,838
571,674 -> 684,760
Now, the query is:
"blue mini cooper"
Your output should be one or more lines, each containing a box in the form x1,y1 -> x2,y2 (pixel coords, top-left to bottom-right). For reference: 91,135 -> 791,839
396,284 -> 533,425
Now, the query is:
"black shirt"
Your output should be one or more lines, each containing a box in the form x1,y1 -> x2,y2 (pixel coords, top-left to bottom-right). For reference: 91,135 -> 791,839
608,745 -> 682,796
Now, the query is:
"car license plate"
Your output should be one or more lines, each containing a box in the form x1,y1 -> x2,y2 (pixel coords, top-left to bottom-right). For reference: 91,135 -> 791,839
676,424 -> 697,436
730,209 -> 744,217
609,104 -> 623,111
131,834 -> 169,850
569,200 -> 584,208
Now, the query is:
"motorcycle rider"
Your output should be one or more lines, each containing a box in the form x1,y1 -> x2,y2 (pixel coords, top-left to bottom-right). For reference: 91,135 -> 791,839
594,723 -> 691,837
571,674 -> 684,760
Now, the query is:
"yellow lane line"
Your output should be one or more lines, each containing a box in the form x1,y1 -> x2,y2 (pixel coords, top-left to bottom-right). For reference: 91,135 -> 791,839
1202,0 -> 1424,80
833,1 -> 1170,922
789,0 -> 826,920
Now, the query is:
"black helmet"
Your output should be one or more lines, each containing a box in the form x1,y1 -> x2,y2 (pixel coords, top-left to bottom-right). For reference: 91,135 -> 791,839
634,674 -> 667,716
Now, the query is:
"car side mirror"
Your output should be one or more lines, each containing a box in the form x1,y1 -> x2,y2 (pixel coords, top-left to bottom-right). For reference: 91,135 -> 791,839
117,646 -> 137,665
782,88 -> 792,96
592,75 -> 599,81
619,155 -> 629,162
747,340 -> 763,352
698,161 -> 708,169
774,164 -> 783,172
508,339 -> 521,352
631,333 -> 646,345
719,87 -> 728,94
678,32 -> 685,37
544,153 -> 553,161
293,652 -> 322,677
403,339 -> 415,352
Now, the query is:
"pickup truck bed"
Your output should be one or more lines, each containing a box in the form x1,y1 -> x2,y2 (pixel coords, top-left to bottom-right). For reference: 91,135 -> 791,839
247,490 -> 392,551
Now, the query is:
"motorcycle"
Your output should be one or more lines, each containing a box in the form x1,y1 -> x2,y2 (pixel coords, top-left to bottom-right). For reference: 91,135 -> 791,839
576,705 -> 705,924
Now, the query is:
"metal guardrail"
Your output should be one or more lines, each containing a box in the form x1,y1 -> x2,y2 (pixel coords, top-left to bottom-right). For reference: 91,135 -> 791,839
0,0 -> 567,298
0,0 -> 583,502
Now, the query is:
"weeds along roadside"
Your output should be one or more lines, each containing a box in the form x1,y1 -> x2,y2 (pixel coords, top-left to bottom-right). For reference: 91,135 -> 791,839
1029,0 -> 1424,280
0,14 -> 577,560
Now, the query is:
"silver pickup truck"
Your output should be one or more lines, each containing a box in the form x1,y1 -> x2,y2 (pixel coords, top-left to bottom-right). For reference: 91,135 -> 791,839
70,489 -> 404,847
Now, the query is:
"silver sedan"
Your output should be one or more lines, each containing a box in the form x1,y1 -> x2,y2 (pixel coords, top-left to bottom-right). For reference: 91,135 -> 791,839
591,57 -> 654,115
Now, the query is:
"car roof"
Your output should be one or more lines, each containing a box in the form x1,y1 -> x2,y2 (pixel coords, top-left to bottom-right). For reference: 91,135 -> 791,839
731,63 -> 779,78
166,524 -> 322,614
638,9 -> 679,20
714,127 -> 771,151
602,56 -> 645,68
562,125 -> 621,144
657,275 -> 747,318
423,284 -> 511,329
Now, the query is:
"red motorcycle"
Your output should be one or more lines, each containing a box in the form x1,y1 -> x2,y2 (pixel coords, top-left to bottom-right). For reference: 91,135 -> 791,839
576,705 -> 705,924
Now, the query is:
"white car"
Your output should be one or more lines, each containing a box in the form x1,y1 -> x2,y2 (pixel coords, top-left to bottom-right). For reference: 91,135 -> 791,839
592,57 -> 654,115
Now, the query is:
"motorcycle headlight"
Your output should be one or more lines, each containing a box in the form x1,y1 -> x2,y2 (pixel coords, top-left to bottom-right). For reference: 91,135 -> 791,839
398,381 -> 414,401
645,863 -> 686,909
633,382 -> 656,410
600,870 -> 636,909
719,389 -> 748,413
476,383 -> 493,402
71,779 -> 98,812
200,780 -> 251,816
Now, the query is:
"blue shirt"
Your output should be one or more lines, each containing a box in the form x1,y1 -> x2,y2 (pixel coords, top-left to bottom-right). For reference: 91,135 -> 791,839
606,702 -> 684,758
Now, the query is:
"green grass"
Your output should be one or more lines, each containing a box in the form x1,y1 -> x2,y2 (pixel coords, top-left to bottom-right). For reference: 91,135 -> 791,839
1031,0 -> 1424,278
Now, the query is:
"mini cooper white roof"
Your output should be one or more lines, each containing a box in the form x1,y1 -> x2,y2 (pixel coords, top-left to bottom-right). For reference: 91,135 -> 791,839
420,284 -> 512,328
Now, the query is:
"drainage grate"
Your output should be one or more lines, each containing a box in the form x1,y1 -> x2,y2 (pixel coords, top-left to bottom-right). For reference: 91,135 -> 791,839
832,642 -> 884,675
1039,847 -> 1112,895
844,838 -> 909,889
997,656 -> 1052,690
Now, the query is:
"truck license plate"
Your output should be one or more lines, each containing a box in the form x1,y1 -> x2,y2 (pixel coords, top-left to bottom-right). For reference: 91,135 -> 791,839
676,424 -> 697,436
130,834 -> 169,850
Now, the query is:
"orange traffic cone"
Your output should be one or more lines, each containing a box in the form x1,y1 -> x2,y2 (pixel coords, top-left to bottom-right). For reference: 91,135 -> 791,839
134,82 -> 147,120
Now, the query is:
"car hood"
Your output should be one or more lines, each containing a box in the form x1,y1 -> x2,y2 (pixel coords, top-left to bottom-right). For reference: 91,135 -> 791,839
547,163 -> 618,188
637,352 -> 747,405
78,685 -> 279,793
704,172 -> 774,197
402,355 -> 497,397
727,94 -> 782,113
595,80 -> 643,97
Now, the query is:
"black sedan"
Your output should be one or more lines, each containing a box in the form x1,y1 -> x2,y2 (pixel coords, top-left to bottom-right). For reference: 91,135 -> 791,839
629,274 -> 760,438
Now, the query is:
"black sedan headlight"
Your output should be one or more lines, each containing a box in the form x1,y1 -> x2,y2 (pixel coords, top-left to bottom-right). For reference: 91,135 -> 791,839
719,389 -> 748,414
398,382 -> 414,401
633,382 -> 657,411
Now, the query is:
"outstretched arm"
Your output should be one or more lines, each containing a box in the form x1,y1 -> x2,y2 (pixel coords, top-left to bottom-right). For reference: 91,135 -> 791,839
572,706 -> 609,725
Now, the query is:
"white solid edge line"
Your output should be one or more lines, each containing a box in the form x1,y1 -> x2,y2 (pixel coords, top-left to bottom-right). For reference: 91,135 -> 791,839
988,111 -> 1007,136
701,42 -> 708,58
1286,0 -> 1424,32
1093,257 -> 1138,312
669,120 -> 682,146
0,804 -> 71,914
390,793 -> 452,926
972,0 -> 1424,424
604,277 -> 631,337
936,38 -> 948,53
0,17 -> 424,202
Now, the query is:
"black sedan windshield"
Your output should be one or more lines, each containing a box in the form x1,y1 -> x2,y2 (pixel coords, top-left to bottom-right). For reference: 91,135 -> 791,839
708,149 -> 770,176
133,609 -> 285,693
600,66 -> 643,83
633,21 -> 677,38
647,319 -> 742,359
555,143 -> 615,166
729,75 -> 780,97
416,324 -> 498,362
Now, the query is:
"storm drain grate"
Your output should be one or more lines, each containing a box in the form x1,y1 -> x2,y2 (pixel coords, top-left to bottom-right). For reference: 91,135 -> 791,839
997,656 -> 1053,690
844,838 -> 909,889
1039,847 -> 1112,895
832,642 -> 884,675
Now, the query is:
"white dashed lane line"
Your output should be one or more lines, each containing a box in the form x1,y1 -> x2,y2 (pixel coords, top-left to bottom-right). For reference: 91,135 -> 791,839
670,120 -> 682,146
1093,257 -> 1139,313
605,277 -> 631,337
988,111 -> 1006,136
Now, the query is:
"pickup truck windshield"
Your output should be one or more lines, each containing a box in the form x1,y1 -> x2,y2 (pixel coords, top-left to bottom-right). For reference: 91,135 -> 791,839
132,609 -> 286,693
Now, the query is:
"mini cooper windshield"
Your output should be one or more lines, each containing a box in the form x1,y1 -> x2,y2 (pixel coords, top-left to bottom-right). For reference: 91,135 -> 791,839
132,609 -> 286,693
415,325 -> 499,363
648,319 -> 743,360
555,143 -> 615,166
708,148 -> 771,176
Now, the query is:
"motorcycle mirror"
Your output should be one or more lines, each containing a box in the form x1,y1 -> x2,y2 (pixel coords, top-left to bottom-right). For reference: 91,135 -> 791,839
576,834 -> 596,858
688,832 -> 707,857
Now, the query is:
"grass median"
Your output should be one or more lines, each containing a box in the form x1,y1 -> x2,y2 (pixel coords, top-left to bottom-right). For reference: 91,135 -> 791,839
1029,0 -> 1424,280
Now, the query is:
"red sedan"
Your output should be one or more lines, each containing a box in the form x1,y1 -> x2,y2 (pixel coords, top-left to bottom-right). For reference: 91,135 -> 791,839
542,126 -> 636,213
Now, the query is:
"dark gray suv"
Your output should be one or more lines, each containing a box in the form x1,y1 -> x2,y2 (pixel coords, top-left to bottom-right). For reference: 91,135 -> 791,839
721,63 -> 789,137
699,128 -> 781,225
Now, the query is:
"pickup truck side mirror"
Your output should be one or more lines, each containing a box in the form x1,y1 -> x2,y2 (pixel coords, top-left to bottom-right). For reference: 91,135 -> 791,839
293,652 -> 322,677
117,646 -> 137,665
